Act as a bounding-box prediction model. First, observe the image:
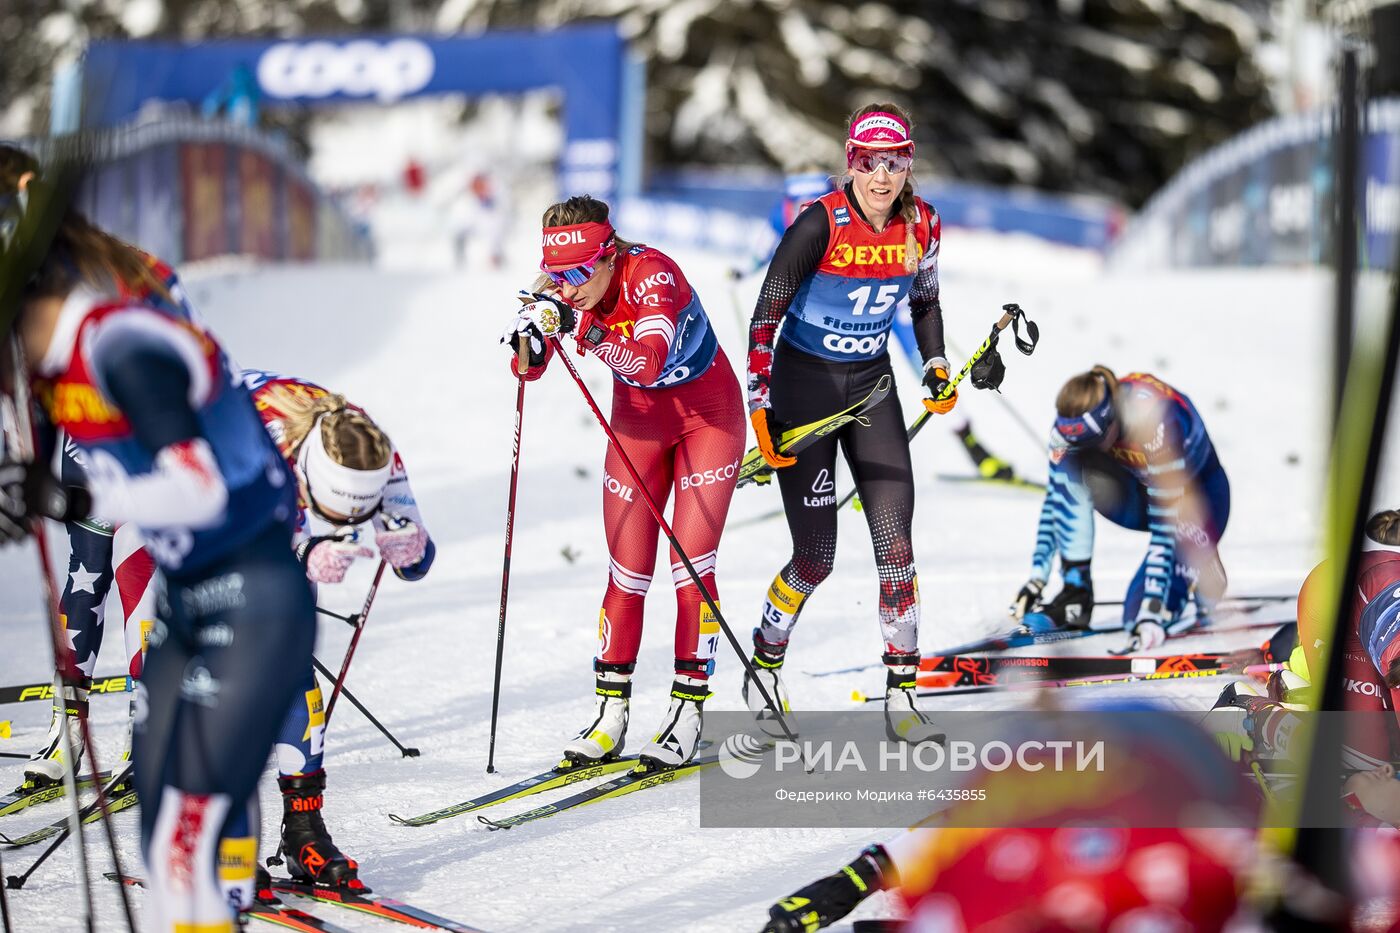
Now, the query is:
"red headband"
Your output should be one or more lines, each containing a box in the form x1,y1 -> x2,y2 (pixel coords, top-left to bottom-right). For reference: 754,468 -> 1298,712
847,111 -> 914,152
540,221 -> 615,270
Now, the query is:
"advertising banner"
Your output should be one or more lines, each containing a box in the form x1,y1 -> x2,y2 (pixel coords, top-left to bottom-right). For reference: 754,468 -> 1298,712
238,148 -> 278,259
286,177 -> 316,261
181,142 -> 228,261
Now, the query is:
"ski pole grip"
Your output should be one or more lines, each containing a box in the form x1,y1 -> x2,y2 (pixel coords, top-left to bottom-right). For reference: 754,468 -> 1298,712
515,333 -> 529,375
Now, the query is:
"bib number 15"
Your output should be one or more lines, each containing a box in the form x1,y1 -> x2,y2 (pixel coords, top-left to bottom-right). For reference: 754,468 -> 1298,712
847,284 -> 900,316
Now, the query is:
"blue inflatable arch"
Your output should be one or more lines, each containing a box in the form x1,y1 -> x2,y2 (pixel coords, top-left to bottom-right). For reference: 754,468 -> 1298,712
77,25 -> 632,197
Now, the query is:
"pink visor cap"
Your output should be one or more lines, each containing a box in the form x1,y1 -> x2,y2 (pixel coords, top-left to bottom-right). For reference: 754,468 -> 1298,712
847,111 -> 914,152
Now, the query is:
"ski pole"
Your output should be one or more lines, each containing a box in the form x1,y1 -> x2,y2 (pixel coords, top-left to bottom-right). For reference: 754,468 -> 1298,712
309,656 -> 419,757
0,848 -> 9,933
487,345 -> 528,773
839,304 -> 1039,511
323,559 -> 386,729
3,339 -> 135,933
550,337 -> 800,744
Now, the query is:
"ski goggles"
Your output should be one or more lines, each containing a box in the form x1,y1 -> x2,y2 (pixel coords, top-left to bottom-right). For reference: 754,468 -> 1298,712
541,240 -> 613,287
541,221 -> 615,286
846,146 -> 914,175
1054,384 -> 1118,449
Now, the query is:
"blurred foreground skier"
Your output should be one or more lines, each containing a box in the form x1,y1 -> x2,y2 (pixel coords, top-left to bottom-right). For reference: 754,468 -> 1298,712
0,155 -> 311,933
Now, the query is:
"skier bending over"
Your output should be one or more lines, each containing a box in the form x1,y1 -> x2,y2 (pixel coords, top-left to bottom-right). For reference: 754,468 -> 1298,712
502,195 -> 746,769
1010,366 -> 1230,652
0,162 -> 313,933
228,369 -> 435,891
744,102 -> 953,743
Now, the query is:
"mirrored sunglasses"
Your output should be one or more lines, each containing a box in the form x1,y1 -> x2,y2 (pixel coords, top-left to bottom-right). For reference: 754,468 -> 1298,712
541,240 -> 612,287
847,147 -> 913,175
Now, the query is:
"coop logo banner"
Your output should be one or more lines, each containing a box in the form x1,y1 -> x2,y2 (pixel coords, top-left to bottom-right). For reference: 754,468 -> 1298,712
258,40 -> 436,103
697,711 -> 1381,829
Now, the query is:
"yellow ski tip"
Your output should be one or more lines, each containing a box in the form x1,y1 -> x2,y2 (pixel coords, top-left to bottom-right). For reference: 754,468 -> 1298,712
0,721 -> 8,738
851,690 -> 866,703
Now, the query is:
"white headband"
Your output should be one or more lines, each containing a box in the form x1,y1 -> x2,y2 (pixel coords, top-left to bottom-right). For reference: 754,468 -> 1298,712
298,415 -> 392,521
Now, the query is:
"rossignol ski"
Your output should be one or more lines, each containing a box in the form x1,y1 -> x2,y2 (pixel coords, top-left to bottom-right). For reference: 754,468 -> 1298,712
271,878 -> 492,933
105,873 -> 359,933
807,599 -> 1293,678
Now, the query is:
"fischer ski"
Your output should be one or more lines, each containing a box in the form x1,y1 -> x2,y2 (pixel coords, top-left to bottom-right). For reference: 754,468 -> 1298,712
389,756 -> 638,826
272,878 -> 492,933
1,769 -> 136,847
0,770 -> 113,819
106,873 -> 360,933
934,473 -> 1046,493
479,754 -> 721,830
738,374 -> 892,487
0,674 -> 132,706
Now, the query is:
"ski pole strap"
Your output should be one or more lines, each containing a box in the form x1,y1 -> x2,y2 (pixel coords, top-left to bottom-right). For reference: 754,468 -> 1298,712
1001,303 -> 1039,356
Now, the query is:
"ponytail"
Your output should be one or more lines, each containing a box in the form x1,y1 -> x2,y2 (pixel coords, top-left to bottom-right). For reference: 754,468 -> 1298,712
259,384 -> 391,471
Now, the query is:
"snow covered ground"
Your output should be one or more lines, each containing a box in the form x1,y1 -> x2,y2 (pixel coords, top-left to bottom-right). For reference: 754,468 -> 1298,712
0,218 -> 1395,930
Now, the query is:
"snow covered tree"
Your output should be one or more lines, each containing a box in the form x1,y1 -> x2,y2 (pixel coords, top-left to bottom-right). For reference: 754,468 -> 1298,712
1,0 -> 1278,206
439,0 -> 1277,206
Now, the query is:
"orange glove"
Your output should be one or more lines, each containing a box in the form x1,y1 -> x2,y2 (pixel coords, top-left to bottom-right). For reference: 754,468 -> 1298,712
922,365 -> 958,415
751,408 -> 796,469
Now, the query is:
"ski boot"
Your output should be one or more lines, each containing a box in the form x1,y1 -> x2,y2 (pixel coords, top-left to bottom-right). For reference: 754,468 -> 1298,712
762,844 -> 895,932
24,681 -> 89,788
274,770 -> 367,891
742,631 -> 795,739
562,661 -> 632,764
883,654 -> 944,745
957,423 -> 1014,482
1021,560 -> 1098,633
639,676 -> 709,770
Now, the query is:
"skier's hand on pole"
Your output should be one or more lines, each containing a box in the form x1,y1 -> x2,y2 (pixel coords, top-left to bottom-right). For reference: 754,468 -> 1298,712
1009,577 -> 1045,620
516,292 -> 576,337
750,408 -> 796,469
500,314 -> 547,370
0,460 -> 90,544
921,358 -> 958,415
301,535 -> 374,584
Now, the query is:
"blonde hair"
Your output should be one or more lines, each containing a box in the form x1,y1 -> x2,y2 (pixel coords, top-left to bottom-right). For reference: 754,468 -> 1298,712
1056,366 -> 1119,418
260,384 -> 391,472
844,103 -> 920,274
533,195 -> 639,293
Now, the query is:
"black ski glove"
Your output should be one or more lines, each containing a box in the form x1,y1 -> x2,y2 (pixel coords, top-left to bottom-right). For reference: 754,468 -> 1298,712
0,460 -> 91,545
761,844 -> 893,933
1010,577 -> 1045,619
